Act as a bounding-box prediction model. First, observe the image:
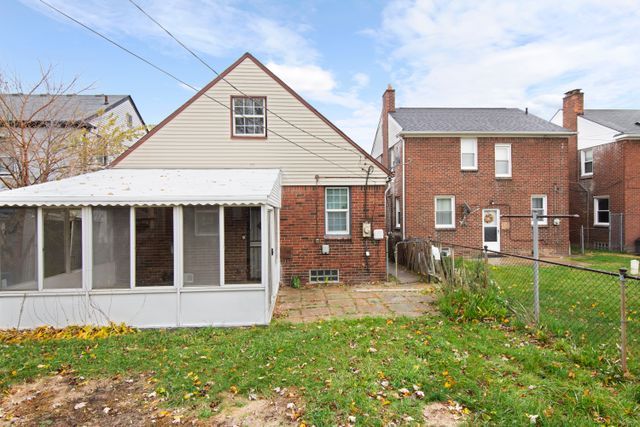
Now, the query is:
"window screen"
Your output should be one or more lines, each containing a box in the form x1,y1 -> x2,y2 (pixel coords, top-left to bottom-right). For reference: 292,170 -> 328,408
0,208 -> 37,291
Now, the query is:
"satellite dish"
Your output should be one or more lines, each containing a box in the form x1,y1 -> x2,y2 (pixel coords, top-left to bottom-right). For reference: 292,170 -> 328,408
462,202 -> 472,216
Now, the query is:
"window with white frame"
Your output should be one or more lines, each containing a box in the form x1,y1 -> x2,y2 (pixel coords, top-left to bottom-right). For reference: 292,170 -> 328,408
395,197 -> 401,228
495,144 -> 512,178
435,196 -> 455,229
460,137 -> 478,170
325,187 -> 350,235
232,97 -> 266,137
581,148 -> 593,177
594,197 -> 610,226
531,195 -> 547,226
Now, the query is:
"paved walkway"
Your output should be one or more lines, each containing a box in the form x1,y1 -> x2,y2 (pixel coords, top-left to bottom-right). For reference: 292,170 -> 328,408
387,261 -> 423,284
275,282 -> 437,323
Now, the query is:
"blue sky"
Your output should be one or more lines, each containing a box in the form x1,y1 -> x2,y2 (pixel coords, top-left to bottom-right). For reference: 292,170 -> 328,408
3,0 -> 640,152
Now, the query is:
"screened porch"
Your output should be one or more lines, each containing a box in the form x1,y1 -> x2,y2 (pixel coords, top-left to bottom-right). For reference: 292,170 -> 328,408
0,169 -> 281,329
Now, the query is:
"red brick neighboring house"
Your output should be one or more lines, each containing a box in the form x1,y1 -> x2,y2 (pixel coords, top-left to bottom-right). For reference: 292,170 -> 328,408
551,89 -> 640,253
372,87 -> 573,255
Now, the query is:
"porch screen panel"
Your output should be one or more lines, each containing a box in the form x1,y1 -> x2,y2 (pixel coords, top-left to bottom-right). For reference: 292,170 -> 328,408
92,207 -> 130,289
135,207 -> 174,287
0,208 -> 37,291
183,206 -> 220,286
43,208 -> 82,289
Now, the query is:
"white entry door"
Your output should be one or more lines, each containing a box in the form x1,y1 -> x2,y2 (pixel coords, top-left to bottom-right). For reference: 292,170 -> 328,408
482,209 -> 500,252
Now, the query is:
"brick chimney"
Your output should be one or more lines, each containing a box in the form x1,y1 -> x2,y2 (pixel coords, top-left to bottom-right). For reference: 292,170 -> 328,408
381,84 -> 396,167
562,89 -> 583,185
562,89 -> 583,131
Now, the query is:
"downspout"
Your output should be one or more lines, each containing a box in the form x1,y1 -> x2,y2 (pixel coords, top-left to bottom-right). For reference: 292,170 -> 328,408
384,178 -> 393,281
363,165 -> 374,274
402,136 -> 406,240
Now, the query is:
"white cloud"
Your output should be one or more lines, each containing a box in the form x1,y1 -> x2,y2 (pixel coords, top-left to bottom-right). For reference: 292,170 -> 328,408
371,0 -> 640,118
24,0 -> 319,65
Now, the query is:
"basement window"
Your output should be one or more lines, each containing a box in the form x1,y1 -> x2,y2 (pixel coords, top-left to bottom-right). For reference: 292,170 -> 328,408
309,269 -> 339,283
232,97 -> 266,137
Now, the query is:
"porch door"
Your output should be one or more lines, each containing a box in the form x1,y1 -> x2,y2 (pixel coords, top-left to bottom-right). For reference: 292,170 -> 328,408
249,207 -> 262,280
482,209 -> 500,252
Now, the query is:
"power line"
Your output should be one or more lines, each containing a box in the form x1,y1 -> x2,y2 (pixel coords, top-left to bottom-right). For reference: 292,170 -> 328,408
38,0 -> 365,177
127,0 -> 367,159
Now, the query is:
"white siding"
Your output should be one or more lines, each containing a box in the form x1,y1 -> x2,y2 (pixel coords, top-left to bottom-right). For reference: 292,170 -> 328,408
388,115 -> 403,149
576,116 -> 617,150
114,57 -> 387,186
88,98 -> 145,148
371,116 -> 384,158
550,110 -> 617,150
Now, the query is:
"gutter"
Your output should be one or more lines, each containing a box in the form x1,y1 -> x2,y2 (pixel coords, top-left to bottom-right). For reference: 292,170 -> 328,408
614,133 -> 640,141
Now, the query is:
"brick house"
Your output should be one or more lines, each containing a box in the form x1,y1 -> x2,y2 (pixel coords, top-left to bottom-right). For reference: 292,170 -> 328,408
372,86 -> 573,255
0,53 -> 388,329
551,89 -> 640,253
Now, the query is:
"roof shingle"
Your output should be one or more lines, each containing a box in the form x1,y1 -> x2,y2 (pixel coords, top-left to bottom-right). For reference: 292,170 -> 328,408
581,109 -> 640,135
0,94 -> 129,123
390,108 -> 570,133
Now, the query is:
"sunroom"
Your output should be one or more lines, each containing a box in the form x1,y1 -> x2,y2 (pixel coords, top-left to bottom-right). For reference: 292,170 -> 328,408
0,169 -> 281,329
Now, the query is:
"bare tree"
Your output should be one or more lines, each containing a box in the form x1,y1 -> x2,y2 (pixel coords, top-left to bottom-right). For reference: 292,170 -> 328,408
0,65 -> 144,189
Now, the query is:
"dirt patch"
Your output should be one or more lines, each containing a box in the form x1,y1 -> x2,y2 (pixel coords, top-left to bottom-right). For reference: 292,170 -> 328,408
1,374 -> 304,427
210,390 -> 302,426
423,401 -> 469,426
0,372 -> 196,426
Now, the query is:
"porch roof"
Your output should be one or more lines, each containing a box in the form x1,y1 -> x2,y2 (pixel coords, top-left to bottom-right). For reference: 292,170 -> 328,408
0,168 -> 281,207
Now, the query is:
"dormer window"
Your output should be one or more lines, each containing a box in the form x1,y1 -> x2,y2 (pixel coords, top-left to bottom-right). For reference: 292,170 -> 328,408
232,96 -> 266,137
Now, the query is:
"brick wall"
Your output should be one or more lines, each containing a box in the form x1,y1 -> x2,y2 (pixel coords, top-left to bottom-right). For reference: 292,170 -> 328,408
135,207 -> 174,286
280,185 -> 386,284
623,140 -> 640,251
398,136 -> 570,255
224,207 -> 250,283
570,141 -> 625,248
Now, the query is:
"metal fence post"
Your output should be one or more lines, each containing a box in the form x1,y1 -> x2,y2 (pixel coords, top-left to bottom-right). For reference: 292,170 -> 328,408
581,225 -> 585,255
619,268 -> 628,374
532,212 -> 540,324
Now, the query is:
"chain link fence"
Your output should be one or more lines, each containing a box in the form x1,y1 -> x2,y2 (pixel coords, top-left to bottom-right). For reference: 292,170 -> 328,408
397,238 -> 640,372
579,213 -> 626,252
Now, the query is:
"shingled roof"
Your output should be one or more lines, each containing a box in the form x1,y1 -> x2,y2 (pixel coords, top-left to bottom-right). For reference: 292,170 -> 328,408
0,94 -> 131,123
390,107 -> 571,134
581,109 -> 640,135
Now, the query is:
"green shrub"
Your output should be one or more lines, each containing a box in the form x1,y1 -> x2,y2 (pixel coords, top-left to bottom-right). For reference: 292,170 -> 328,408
438,256 -> 508,322
439,285 -> 508,322
291,276 -> 301,289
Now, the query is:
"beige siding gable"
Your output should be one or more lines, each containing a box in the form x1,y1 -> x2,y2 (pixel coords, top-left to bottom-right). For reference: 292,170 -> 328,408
115,55 -> 388,186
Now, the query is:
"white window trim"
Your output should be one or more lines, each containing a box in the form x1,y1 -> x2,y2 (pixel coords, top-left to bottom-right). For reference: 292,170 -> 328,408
231,97 -> 267,137
581,148 -> 594,177
434,195 -> 456,229
395,198 -> 401,229
531,195 -> 548,226
495,144 -> 512,178
594,196 -> 610,227
460,137 -> 478,171
325,187 -> 350,236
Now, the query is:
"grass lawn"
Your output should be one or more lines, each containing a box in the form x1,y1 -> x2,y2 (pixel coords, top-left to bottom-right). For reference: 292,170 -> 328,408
569,250 -> 639,273
1,316 -> 639,426
477,255 -> 640,368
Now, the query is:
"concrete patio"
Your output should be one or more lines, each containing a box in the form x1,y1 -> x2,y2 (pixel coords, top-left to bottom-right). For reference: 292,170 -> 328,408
275,282 -> 437,323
